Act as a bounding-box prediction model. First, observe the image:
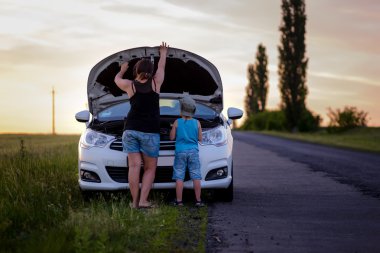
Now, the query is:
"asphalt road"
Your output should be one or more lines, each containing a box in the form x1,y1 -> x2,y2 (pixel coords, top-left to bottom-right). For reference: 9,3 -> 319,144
207,131 -> 380,253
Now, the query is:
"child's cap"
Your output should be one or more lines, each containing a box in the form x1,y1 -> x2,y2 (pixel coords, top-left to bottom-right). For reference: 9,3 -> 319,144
180,95 -> 196,117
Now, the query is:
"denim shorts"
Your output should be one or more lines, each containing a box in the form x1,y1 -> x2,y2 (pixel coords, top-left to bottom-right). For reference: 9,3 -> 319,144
173,149 -> 202,180
122,130 -> 160,158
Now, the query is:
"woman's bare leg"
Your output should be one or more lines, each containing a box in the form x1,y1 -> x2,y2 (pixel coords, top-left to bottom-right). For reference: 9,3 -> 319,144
139,153 -> 157,206
128,152 -> 142,208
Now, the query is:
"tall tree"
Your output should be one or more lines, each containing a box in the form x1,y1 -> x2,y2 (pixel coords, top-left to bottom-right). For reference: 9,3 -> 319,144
255,43 -> 269,112
278,0 -> 308,131
244,64 -> 259,116
244,44 -> 269,117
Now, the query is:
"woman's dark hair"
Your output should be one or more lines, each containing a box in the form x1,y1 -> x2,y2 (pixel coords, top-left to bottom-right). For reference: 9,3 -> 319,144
134,59 -> 154,79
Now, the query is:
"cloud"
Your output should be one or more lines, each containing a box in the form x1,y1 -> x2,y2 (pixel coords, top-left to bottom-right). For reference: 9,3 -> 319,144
307,0 -> 380,55
310,71 -> 379,88
1,0 -> 380,132
0,41 -> 96,71
307,74 -> 380,124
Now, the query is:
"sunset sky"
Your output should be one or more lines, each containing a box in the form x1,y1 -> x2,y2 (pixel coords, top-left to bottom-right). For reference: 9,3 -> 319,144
1,0 -> 379,134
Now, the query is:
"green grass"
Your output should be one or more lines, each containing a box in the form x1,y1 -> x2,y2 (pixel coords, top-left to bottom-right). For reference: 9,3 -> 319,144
257,127 -> 380,153
0,134 -> 207,253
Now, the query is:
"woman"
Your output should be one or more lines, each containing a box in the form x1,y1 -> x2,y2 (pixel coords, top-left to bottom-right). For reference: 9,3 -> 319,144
114,42 -> 168,208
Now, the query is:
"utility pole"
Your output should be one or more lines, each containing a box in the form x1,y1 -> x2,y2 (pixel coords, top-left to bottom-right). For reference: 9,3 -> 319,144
52,87 -> 56,135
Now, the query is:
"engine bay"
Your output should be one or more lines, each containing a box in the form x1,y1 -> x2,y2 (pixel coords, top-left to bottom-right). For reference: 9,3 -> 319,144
90,116 -> 223,140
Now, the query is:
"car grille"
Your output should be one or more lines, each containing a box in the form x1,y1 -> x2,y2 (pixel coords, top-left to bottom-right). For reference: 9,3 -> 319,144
109,139 -> 123,151
105,166 -> 190,183
109,138 -> 175,151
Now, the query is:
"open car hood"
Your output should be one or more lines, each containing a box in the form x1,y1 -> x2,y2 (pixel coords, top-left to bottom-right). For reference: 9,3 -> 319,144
88,47 -> 223,116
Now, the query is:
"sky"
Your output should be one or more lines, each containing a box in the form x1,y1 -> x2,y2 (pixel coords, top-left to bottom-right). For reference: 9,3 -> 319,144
0,0 -> 379,134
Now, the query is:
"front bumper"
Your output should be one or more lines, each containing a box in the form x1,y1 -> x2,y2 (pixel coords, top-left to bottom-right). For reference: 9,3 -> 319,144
78,140 -> 232,191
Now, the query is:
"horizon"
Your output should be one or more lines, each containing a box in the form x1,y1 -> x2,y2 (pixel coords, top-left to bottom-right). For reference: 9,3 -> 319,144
1,0 -> 379,134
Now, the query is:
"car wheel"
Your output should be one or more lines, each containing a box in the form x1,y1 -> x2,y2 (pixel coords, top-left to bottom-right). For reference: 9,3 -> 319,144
215,162 -> 233,202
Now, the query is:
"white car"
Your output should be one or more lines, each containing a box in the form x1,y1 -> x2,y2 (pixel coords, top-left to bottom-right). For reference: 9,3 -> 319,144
75,46 -> 243,201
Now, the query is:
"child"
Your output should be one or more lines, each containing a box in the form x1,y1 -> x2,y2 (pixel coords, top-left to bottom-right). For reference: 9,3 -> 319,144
170,96 -> 204,207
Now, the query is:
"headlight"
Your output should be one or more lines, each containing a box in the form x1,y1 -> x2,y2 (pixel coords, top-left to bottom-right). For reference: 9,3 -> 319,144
201,126 -> 227,146
80,129 -> 115,149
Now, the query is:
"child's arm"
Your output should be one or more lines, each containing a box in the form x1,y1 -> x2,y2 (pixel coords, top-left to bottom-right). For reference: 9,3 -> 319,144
170,120 -> 178,141
197,120 -> 202,142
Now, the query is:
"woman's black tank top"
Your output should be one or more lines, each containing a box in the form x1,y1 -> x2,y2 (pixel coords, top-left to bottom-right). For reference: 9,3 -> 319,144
125,78 -> 160,133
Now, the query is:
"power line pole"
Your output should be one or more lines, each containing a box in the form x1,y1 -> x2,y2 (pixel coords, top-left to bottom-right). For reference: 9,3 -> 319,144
52,87 -> 56,135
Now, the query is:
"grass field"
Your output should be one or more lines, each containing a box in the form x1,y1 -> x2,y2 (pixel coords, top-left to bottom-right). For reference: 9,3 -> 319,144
258,127 -> 380,153
0,134 -> 207,253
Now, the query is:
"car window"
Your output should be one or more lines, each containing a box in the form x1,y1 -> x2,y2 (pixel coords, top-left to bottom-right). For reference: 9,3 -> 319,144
159,99 -> 217,118
97,99 -> 217,121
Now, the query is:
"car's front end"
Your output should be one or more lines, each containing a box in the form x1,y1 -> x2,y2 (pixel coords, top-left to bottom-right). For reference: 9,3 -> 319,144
76,46 -> 242,201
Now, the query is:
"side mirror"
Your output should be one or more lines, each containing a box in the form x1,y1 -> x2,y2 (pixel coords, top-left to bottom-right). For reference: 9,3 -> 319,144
75,110 -> 90,123
227,107 -> 243,120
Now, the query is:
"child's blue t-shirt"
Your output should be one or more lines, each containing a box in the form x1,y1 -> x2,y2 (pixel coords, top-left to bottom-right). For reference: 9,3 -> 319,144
175,118 -> 199,153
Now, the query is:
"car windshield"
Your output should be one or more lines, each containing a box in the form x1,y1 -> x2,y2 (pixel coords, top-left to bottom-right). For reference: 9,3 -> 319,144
97,99 -> 218,121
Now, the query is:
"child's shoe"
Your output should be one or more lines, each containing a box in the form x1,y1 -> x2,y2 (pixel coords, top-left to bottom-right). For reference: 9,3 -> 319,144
172,199 -> 184,206
195,200 -> 205,207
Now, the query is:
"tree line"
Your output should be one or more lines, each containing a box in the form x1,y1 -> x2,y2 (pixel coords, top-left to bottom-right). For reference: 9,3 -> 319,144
242,0 -> 368,132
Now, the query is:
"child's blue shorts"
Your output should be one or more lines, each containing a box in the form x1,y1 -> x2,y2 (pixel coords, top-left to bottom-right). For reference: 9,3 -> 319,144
173,149 -> 201,180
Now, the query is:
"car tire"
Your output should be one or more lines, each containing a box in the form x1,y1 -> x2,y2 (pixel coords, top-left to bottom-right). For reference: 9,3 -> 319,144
215,162 -> 234,202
